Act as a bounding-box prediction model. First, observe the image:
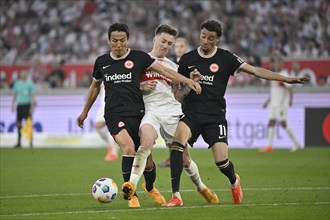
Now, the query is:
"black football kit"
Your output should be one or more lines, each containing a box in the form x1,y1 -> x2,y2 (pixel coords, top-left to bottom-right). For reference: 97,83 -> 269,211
93,49 -> 156,147
178,47 -> 245,147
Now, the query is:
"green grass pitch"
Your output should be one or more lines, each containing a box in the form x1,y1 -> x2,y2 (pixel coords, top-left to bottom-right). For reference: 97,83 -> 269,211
0,147 -> 329,220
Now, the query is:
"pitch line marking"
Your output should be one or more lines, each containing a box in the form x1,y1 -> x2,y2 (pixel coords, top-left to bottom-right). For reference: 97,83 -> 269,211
0,187 -> 329,199
0,201 -> 329,218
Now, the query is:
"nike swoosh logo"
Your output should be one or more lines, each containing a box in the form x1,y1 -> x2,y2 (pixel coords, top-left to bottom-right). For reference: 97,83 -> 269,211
103,64 -> 111,69
188,65 -> 195,69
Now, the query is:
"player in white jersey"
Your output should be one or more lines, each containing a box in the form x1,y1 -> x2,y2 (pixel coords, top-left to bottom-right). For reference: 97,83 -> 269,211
259,56 -> 302,152
158,37 -> 190,168
122,24 -> 219,206
95,83 -> 119,161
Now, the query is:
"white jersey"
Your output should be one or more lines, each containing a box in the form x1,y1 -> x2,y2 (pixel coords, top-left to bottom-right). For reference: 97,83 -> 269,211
140,55 -> 182,116
270,69 -> 292,108
96,83 -> 106,122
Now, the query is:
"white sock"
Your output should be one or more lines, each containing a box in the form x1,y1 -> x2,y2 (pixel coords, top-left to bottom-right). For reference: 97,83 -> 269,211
129,146 -> 151,186
184,159 -> 206,191
285,127 -> 300,146
97,127 -> 118,154
267,127 -> 275,146
174,192 -> 182,200
231,178 -> 238,188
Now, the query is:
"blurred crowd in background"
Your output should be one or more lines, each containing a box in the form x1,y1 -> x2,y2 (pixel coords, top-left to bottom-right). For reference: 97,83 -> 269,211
0,0 -> 329,89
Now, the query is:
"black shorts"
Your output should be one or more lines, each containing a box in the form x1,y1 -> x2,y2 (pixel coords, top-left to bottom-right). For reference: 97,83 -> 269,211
105,115 -> 143,151
180,111 -> 228,148
17,104 -> 31,121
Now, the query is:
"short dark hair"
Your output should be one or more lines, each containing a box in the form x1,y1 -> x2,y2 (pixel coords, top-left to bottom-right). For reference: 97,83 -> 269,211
200,20 -> 222,38
108,23 -> 130,40
155,24 -> 178,38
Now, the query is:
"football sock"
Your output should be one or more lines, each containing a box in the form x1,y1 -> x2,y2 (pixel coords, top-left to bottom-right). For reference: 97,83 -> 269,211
97,127 -> 118,154
122,156 -> 134,182
96,127 -> 110,144
184,159 -> 205,191
216,159 -> 236,185
174,192 -> 182,200
267,126 -> 275,146
143,162 -> 156,191
17,126 -> 21,146
130,146 -> 151,186
170,147 -> 184,193
285,127 -> 300,146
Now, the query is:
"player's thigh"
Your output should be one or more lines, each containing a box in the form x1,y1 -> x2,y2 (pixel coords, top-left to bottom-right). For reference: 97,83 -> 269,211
269,107 -> 277,120
140,113 -> 160,134
277,106 -> 288,121
202,114 -> 228,148
17,104 -> 30,122
159,115 -> 180,145
106,115 -> 142,153
140,114 -> 160,148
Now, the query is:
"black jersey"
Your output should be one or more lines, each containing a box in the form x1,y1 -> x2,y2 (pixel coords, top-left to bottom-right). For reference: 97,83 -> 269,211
178,47 -> 245,114
93,49 -> 156,116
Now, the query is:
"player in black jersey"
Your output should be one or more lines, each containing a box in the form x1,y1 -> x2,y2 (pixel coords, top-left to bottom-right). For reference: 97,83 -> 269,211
162,20 -> 309,207
77,23 -> 201,208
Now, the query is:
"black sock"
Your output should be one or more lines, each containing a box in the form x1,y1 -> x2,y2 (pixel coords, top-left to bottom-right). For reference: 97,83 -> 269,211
216,159 -> 236,185
170,149 -> 183,193
143,162 -> 156,191
122,156 -> 134,182
17,129 -> 21,146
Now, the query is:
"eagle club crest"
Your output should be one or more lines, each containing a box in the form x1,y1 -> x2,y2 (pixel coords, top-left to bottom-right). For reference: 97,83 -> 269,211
124,60 -> 134,69
210,63 -> 219,73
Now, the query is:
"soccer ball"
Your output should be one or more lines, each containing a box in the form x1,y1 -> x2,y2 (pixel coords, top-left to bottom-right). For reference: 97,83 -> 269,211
92,177 -> 118,203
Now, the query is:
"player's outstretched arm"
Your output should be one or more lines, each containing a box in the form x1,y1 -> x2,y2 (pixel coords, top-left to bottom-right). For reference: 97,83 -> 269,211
151,62 -> 202,94
77,79 -> 102,128
240,63 -> 309,84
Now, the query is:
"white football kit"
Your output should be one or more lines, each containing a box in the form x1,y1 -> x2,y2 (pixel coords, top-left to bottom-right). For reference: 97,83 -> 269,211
269,70 -> 292,121
96,83 -> 106,123
140,55 -> 182,145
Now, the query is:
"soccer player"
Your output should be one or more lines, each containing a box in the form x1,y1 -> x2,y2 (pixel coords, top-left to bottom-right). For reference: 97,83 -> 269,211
259,56 -> 302,152
162,20 -> 309,207
122,24 -> 218,206
174,37 -> 189,63
12,70 -> 36,148
158,37 -> 189,168
76,22 -> 201,208
95,82 -> 119,161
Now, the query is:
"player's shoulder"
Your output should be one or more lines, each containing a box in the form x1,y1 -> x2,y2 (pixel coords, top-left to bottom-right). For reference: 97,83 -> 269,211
129,49 -> 149,56
216,47 -> 234,56
180,49 -> 198,61
95,53 -> 111,63
185,48 -> 198,56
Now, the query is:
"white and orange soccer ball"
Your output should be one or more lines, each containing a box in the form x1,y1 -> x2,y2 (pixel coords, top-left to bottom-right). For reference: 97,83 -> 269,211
92,177 -> 118,203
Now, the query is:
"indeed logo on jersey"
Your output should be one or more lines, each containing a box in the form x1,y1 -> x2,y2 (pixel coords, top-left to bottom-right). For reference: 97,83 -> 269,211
200,74 -> 214,85
105,73 -> 132,83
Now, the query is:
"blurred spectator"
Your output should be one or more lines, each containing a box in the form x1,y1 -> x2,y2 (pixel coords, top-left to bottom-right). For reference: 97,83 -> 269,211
28,58 -> 50,90
77,70 -> 93,87
318,75 -> 329,87
47,62 -> 66,88
0,72 -> 9,89
0,0 -> 328,66
289,61 -> 301,77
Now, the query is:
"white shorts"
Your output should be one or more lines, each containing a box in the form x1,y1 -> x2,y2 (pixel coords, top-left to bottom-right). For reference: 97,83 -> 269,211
269,106 -> 288,121
95,101 -> 105,123
140,113 -> 181,145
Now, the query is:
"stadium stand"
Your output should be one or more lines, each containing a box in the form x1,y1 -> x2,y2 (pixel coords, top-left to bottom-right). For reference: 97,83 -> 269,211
0,0 -> 329,89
